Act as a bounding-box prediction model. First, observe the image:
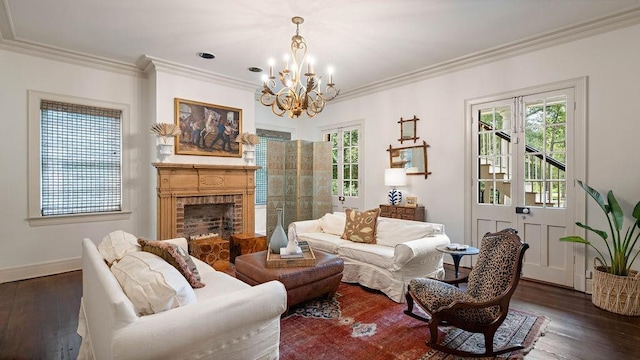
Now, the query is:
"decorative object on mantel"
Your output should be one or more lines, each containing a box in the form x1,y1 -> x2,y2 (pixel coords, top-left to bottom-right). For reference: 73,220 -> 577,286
174,98 -> 242,158
235,132 -> 260,165
259,16 -> 339,118
150,122 -> 181,162
560,180 -> 640,316
384,168 -> 406,205
269,208 -> 288,254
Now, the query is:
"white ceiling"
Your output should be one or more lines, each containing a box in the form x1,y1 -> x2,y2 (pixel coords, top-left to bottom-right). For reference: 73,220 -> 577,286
1,0 -> 639,95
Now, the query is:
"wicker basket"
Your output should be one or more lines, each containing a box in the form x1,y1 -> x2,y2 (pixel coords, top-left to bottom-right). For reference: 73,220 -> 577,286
592,258 -> 640,316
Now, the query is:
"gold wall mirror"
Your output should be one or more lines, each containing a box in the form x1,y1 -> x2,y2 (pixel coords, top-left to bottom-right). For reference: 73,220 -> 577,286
398,115 -> 419,144
387,140 -> 431,179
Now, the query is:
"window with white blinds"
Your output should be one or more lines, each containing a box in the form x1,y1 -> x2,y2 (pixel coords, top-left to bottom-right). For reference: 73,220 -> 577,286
39,100 -> 123,216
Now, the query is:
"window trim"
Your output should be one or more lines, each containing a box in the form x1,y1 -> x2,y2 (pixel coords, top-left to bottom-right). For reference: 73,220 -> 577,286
27,90 -> 131,226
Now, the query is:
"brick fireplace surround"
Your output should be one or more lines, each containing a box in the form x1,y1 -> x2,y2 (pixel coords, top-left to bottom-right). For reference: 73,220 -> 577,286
154,163 -> 259,240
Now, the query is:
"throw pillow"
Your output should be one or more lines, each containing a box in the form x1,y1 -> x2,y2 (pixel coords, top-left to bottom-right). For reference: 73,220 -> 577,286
138,238 -> 205,288
340,208 -> 380,244
98,230 -> 140,265
111,252 -> 197,315
319,212 -> 347,236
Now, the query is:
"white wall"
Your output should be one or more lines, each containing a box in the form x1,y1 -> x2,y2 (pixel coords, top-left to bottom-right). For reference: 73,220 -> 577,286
0,49 -> 150,281
3,22 -> 639,282
308,23 -> 640,271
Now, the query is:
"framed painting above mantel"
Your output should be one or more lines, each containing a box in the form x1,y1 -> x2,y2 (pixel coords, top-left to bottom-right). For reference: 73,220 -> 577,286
174,98 -> 242,157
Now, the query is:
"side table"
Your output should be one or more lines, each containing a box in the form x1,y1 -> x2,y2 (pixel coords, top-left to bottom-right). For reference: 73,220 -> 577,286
189,237 -> 230,271
436,245 -> 479,279
229,233 -> 267,263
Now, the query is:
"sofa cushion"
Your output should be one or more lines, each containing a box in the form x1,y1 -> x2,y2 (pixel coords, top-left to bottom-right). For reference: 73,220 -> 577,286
319,212 -> 346,236
376,219 -> 435,247
138,238 -> 205,288
341,208 -> 380,244
194,267 -> 252,300
98,230 -> 140,265
337,242 -> 395,270
110,252 -> 197,315
297,232 -> 352,253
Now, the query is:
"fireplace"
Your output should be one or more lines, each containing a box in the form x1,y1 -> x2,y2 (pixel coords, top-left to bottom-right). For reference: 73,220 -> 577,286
154,163 -> 258,240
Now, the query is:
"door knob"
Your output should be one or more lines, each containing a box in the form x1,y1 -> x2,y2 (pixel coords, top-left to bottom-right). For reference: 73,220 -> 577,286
516,207 -> 530,214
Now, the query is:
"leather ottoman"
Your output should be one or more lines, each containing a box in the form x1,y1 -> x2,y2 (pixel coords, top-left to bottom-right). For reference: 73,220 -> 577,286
234,250 -> 344,312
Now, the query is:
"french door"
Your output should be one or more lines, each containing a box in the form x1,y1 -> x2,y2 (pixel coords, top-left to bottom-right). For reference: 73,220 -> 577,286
471,88 -> 576,287
323,125 -> 363,212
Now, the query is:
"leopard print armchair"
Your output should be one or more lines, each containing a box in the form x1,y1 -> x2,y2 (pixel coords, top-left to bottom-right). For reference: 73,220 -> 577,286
404,228 -> 529,358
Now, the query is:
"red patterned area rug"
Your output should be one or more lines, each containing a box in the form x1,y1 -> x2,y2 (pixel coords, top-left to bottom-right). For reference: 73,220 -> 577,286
280,283 -> 547,360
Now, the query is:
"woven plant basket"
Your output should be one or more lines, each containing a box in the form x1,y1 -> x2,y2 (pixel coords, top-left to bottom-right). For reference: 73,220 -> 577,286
592,258 -> 640,316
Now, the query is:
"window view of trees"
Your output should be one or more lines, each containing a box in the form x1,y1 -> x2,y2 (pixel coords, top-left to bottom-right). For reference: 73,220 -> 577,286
329,128 -> 359,197
524,97 -> 567,208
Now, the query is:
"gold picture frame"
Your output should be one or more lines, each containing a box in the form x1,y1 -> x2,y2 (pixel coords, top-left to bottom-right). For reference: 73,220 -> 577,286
174,98 -> 242,157
405,196 -> 418,207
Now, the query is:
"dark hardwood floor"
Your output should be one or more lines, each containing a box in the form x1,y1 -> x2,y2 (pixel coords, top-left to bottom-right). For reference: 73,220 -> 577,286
1,267 -> 639,360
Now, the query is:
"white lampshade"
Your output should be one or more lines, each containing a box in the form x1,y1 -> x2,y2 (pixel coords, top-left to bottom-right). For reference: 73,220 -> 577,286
384,168 -> 407,187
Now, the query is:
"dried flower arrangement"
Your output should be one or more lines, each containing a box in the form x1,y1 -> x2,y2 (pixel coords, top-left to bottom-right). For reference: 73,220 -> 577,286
150,123 -> 181,143
235,133 -> 260,146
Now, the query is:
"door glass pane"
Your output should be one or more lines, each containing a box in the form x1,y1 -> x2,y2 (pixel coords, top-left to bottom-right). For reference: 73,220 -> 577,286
524,96 -> 566,208
476,106 -> 512,206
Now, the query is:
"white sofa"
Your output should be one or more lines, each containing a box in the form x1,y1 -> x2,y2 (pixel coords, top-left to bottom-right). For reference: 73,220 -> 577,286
288,212 -> 450,303
77,236 -> 287,360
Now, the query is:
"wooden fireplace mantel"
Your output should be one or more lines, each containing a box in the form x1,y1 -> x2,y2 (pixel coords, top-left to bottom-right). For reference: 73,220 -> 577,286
153,163 -> 260,239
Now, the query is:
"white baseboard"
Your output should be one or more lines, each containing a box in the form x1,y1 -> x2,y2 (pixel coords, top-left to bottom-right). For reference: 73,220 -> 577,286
0,257 -> 81,283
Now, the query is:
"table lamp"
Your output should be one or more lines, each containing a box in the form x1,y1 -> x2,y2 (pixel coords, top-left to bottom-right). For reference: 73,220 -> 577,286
384,168 -> 407,205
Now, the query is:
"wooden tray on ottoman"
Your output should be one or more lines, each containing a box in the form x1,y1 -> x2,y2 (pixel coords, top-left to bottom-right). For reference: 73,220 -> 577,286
266,248 -> 316,268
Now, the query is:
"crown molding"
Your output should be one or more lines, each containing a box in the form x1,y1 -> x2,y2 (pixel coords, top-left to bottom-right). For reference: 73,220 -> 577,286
2,4 -> 639,99
137,55 -> 258,92
0,38 -> 142,77
336,5 -> 640,103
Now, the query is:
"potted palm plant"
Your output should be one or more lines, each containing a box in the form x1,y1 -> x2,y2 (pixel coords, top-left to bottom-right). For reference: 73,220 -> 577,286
560,180 -> 640,315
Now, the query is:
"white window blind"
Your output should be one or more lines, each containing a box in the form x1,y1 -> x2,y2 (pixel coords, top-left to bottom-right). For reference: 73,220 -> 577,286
40,100 -> 122,216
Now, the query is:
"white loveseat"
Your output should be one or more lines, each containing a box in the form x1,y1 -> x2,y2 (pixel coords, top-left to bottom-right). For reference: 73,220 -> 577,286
77,235 -> 287,360
288,212 -> 450,303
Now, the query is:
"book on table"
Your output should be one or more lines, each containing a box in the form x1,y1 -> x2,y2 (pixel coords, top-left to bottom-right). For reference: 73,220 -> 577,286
279,241 -> 312,258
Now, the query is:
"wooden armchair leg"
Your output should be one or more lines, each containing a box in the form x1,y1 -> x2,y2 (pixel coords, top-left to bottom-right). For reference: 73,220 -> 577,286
483,328 -> 496,355
428,318 -> 439,345
403,286 -> 430,323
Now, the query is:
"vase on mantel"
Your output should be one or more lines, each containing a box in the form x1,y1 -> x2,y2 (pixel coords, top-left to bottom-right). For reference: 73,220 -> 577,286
243,145 -> 256,165
158,143 -> 173,163
269,208 -> 288,254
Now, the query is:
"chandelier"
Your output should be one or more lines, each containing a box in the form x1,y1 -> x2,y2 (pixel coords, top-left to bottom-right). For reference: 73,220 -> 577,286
260,16 -> 339,118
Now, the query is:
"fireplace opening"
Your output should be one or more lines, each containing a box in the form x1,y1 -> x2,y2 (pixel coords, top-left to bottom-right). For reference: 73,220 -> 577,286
183,203 -> 234,240
175,193 -> 244,241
